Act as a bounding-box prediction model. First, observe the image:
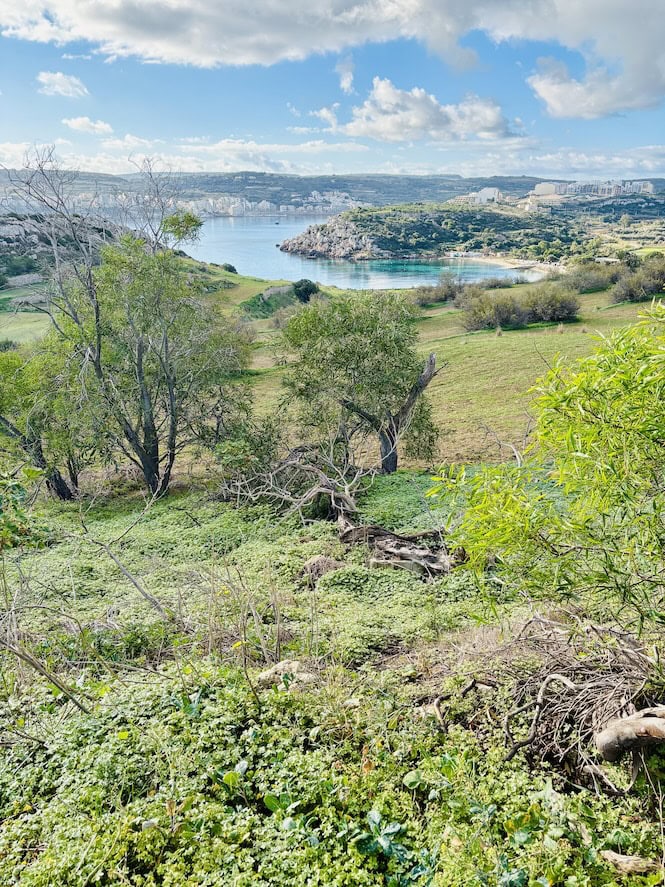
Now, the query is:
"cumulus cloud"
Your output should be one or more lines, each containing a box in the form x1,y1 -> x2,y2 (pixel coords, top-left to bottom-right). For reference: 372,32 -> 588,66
37,71 -> 89,97
335,56 -> 354,94
62,116 -> 112,135
4,1 -> 665,118
321,78 -> 515,142
101,133 -> 156,151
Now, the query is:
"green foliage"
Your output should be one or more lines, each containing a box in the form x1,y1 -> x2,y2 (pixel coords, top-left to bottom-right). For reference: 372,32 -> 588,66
610,255 -> 665,303
0,470 -> 42,551
282,291 -> 438,469
565,263 -> 620,294
221,262 -> 238,273
340,204 -> 581,259
458,283 -> 580,331
293,279 -> 319,303
0,665 -> 657,885
161,210 -> 203,245
432,303 -> 665,620
241,286 -> 298,318
0,254 -> 39,278
56,236 -> 250,493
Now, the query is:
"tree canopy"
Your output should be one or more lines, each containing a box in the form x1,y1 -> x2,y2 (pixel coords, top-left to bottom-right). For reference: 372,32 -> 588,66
282,292 -> 438,473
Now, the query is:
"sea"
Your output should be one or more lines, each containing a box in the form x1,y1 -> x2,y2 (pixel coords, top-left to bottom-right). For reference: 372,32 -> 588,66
185,214 -> 543,290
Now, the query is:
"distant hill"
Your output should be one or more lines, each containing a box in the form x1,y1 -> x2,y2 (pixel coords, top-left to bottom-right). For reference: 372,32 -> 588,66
0,169 -> 549,215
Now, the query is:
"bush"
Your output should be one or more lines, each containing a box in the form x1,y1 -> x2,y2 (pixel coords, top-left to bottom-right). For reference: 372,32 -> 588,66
565,264 -> 619,293
221,263 -> 238,273
411,278 -> 464,307
611,258 -> 665,303
483,276 -> 514,289
293,279 -> 319,303
0,340 -> 18,352
460,283 -> 579,331
461,291 -> 527,331
522,284 -> 580,323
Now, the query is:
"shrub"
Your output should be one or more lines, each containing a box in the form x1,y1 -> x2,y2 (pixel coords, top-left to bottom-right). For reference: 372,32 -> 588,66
221,262 -> 238,273
0,340 -> 18,352
411,278 -> 469,308
460,283 -> 579,331
461,291 -> 527,331
293,279 -> 319,303
565,264 -> 619,293
522,284 -> 580,323
483,276 -> 514,289
611,259 -> 665,303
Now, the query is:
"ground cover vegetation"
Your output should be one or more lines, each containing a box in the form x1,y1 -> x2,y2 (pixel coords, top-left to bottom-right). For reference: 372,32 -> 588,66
2,162 -> 665,884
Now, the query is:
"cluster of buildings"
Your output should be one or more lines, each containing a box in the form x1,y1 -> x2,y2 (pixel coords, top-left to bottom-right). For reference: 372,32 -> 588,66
532,180 -> 654,198
176,190 -> 360,217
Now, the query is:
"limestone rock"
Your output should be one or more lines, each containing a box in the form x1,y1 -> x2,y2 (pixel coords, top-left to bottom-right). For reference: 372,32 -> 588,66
257,659 -> 317,689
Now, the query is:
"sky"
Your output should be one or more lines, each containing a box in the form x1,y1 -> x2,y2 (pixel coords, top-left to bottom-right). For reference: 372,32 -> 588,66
0,1 -> 664,179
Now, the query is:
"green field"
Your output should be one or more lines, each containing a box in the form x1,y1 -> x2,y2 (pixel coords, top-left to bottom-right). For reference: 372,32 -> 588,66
239,278 -> 644,462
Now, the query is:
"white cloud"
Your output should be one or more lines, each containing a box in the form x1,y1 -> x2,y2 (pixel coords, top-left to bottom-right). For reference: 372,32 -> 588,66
321,78 -> 515,142
37,71 -> 88,98
311,104 -> 340,129
335,56 -> 354,94
101,133 -> 157,151
4,1 -> 665,118
62,116 -> 113,135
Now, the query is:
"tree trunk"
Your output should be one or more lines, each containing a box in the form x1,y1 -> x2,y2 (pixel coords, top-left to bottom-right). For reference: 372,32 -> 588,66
46,467 -> 76,501
379,427 -> 398,474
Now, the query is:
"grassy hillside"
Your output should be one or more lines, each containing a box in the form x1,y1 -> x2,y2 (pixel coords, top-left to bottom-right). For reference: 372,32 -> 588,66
243,279 -> 644,462
2,480 -> 661,886
1,247 -> 663,884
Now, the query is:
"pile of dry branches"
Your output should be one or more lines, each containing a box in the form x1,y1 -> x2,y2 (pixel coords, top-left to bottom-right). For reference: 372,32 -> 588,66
441,614 -> 665,794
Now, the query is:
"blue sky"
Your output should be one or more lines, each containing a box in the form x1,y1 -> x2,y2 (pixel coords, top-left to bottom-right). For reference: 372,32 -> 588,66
1,1 -> 664,178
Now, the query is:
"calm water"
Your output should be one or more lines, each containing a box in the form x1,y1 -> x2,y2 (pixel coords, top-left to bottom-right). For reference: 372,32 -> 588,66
186,214 -> 542,290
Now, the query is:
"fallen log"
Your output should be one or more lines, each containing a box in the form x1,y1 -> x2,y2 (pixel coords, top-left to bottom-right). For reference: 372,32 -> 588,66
595,705 -> 665,762
337,515 -> 464,578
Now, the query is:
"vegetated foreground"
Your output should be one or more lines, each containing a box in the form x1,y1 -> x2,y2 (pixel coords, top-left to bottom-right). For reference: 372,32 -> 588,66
3,161 -> 665,886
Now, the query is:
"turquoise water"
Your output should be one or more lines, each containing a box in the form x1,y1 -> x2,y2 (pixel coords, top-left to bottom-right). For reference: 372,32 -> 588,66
186,214 -> 542,290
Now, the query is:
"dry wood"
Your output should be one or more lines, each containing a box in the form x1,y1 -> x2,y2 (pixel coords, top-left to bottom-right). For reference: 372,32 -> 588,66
337,515 -> 462,578
600,849 -> 661,874
596,706 -> 665,762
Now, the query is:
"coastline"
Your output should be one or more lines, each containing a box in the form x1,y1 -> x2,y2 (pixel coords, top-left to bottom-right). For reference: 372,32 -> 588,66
454,253 -> 557,274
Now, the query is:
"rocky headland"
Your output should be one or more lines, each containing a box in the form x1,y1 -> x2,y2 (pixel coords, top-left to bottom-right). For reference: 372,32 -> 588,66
279,215 -> 384,260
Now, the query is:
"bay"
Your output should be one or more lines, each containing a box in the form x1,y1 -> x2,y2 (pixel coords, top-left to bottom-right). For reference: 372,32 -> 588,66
186,214 -> 543,290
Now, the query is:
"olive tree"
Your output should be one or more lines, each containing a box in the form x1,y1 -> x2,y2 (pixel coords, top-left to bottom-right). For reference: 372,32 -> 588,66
282,292 -> 439,474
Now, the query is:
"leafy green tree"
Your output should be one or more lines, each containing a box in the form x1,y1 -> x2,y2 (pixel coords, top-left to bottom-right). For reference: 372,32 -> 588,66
433,303 -> 665,623
282,292 -> 439,474
0,346 -> 82,500
57,236 -> 250,496
11,154 -> 251,497
293,279 -> 319,303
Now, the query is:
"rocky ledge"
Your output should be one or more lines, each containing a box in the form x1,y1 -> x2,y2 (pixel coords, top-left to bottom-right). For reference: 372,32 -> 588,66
279,214 -> 385,260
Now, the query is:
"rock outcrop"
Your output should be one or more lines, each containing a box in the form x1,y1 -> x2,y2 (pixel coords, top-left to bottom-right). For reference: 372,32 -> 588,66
279,214 -> 383,260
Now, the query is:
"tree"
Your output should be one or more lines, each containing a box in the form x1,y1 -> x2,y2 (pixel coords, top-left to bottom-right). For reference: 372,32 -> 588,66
0,346 -> 80,500
10,154 -> 250,497
59,236 -> 249,496
293,279 -> 319,303
282,292 -> 439,474
434,303 -> 665,624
